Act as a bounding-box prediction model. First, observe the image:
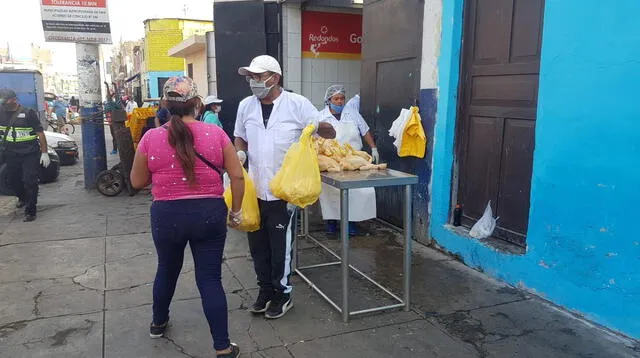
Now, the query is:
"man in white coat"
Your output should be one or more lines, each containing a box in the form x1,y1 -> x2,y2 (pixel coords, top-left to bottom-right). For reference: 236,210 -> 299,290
234,55 -> 336,319
318,85 -> 379,235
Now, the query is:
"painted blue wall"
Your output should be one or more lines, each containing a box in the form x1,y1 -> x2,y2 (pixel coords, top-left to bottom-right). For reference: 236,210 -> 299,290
431,0 -> 640,338
148,71 -> 183,98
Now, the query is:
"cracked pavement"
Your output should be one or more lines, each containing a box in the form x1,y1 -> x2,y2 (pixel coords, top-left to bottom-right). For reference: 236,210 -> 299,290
0,133 -> 638,357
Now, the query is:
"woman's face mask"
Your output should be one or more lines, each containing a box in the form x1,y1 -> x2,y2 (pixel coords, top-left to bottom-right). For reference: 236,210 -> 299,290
249,75 -> 275,99
213,105 -> 222,113
329,103 -> 344,114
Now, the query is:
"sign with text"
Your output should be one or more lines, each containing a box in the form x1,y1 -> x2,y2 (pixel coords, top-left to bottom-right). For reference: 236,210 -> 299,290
40,0 -> 112,44
302,11 -> 362,60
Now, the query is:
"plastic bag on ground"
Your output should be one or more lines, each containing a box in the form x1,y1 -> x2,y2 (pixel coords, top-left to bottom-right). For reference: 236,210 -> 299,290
469,201 -> 499,239
223,168 -> 260,232
269,124 -> 321,208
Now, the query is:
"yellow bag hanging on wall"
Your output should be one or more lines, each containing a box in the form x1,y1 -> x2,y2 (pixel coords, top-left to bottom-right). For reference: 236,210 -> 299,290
269,125 -> 321,208
399,106 -> 427,158
224,168 -> 261,232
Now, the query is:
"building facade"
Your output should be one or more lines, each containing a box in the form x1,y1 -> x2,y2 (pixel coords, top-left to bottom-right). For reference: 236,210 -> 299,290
142,18 -> 213,99
214,0 -> 640,340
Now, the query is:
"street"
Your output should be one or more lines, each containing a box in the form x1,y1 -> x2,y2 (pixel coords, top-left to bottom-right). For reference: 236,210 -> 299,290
0,128 -> 637,357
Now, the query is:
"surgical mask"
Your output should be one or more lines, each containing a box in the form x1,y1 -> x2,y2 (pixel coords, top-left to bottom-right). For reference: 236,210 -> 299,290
330,103 -> 344,114
249,75 -> 275,99
213,106 -> 221,113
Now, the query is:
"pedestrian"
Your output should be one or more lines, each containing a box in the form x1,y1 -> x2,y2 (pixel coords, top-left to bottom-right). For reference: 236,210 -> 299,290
53,96 -> 67,131
318,85 -> 379,235
124,96 -> 138,114
202,95 -> 223,128
234,55 -> 336,319
130,76 -> 244,358
0,89 -> 50,222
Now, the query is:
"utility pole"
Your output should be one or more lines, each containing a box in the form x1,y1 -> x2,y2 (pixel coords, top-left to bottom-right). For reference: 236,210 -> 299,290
76,44 -> 107,189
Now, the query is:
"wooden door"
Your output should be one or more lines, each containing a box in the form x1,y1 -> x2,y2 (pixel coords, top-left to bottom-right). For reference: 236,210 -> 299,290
456,0 -> 545,247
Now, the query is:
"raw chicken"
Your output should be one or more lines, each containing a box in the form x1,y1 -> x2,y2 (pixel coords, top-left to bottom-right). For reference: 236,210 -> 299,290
318,155 -> 341,172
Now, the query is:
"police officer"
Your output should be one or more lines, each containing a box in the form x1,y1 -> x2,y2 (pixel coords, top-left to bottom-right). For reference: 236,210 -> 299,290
0,89 -> 50,222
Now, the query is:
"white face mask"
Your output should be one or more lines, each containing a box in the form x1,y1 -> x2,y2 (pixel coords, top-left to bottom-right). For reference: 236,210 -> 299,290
249,75 -> 275,99
213,106 -> 221,113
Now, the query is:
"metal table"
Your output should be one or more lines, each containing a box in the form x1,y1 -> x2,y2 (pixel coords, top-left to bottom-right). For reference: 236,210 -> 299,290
294,169 -> 418,322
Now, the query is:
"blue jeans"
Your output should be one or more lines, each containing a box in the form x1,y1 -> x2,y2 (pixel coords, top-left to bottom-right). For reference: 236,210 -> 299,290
150,198 -> 229,351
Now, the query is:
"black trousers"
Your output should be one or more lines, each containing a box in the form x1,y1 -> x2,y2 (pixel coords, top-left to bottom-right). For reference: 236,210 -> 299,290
6,152 -> 40,216
248,200 -> 297,294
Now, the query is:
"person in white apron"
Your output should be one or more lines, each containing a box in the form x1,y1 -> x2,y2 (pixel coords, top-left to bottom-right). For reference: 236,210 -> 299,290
318,85 -> 380,236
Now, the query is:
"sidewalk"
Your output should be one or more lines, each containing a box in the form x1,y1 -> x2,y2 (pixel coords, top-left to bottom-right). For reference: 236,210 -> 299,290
0,131 -> 638,357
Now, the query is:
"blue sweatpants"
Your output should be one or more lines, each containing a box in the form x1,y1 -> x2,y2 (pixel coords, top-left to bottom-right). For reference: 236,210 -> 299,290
150,198 -> 229,351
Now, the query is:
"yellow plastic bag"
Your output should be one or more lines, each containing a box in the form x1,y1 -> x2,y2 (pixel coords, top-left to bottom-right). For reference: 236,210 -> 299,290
399,106 -> 427,158
269,125 -> 321,208
224,168 -> 260,232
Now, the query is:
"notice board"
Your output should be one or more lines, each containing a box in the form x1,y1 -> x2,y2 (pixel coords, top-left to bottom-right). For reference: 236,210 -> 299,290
40,0 -> 112,44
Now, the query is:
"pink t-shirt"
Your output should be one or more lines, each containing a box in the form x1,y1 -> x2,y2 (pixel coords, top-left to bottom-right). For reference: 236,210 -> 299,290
138,121 -> 231,201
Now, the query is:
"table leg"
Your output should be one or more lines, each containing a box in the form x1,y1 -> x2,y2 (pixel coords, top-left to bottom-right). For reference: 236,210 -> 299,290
340,188 -> 349,322
403,184 -> 413,311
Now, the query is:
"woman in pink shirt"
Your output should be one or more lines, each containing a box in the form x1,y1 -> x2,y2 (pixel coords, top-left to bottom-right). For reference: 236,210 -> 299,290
131,76 -> 244,358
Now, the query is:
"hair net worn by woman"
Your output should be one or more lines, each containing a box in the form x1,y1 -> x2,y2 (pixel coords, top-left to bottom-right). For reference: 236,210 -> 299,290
324,85 -> 345,103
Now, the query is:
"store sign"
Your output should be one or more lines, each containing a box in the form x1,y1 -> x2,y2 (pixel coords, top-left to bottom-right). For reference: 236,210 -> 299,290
40,0 -> 112,44
302,11 -> 362,60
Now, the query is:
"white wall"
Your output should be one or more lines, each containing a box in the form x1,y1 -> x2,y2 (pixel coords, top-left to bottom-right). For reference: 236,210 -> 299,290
283,4 -> 363,109
302,58 -> 361,109
420,0 -> 443,89
184,51 -> 209,97
282,3 -> 303,94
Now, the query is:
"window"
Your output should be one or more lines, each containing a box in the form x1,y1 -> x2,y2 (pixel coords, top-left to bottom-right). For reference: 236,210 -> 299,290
187,63 -> 194,79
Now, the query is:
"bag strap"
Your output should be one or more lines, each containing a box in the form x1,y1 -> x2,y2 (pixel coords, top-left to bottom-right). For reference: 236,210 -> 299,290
161,123 -> 224,178
193,151 -> 223,177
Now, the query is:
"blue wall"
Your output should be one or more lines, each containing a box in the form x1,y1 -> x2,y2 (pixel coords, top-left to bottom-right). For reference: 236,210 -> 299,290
148,71 -> 183,98
430,0 -> 640,338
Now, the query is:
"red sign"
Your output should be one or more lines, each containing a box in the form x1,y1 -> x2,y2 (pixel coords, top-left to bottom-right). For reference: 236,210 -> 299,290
302,11 -> 363,60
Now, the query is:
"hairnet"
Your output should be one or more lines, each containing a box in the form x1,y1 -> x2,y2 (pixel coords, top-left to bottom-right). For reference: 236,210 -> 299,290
324,85 -> 345,102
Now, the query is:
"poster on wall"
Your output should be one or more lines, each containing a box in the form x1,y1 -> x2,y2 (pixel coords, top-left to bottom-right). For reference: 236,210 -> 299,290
302,11 -> 362,60
40,0 -> 112,44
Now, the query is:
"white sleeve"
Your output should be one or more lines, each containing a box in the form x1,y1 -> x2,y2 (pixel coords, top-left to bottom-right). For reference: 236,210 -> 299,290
355,111 -> 370,136
233,101 -> 247,141
299,97 -> 321,130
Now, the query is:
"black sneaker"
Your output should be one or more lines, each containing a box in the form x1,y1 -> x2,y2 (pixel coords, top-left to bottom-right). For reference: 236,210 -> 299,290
217,343 -> 240,358
16,200 -> 25,209
149,318 -> 169,338
24,214 -> 36,222
249,289 -> 273,313
265,292 -> 292,319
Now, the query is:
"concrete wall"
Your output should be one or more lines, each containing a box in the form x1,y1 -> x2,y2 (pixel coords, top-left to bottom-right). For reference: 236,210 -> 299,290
282,3 -> 302,95
184,51 -> 208,97
430,0 -> 640,338
146,70 -> 183,99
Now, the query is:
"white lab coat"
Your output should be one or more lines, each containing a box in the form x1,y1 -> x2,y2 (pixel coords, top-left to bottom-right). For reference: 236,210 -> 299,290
318,106 -> 376,222
234,91 -> 321,201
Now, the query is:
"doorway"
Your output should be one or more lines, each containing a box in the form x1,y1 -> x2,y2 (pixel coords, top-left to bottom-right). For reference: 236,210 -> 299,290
455,0 -> 545,247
